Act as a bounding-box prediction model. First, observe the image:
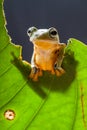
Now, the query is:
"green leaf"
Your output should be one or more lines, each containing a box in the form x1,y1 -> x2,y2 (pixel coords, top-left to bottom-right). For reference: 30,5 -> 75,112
0,0 -> 87,130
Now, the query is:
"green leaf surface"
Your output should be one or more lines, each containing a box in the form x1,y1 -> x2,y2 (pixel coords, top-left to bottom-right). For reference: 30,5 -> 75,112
0,0 -> 87,130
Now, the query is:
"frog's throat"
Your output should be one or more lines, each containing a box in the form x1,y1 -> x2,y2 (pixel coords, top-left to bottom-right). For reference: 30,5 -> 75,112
32,39 -> 59,48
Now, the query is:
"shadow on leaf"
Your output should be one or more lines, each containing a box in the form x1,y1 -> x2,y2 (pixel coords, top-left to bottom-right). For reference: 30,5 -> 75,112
11,51 -> 78,98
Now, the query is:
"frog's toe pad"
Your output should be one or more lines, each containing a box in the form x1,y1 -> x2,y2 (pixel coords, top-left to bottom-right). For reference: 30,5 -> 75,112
55,68 -> 65,76
29,73 -> 38,81
38,70 -> 43,77
29,68 -> 43,81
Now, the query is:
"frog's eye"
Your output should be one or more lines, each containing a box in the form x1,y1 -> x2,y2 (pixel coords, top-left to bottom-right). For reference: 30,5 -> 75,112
27,27 -> 37,37
49,28 -> 58,38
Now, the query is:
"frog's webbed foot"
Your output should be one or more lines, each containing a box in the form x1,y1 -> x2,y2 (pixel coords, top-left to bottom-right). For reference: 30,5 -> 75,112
52,63 -> 65,76
55,67 -> 65,76
29,66 -> 43,81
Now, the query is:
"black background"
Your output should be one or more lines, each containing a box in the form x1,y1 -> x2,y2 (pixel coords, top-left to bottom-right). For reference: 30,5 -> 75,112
4,0 -> 87,62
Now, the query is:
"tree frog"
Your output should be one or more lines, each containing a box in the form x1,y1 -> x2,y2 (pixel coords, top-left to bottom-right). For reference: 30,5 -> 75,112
27,27 -> 66,81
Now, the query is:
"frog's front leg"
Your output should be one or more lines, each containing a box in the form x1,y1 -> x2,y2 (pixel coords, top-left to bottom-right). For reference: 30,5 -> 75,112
54,63 -> 65,76
29,66 -> 43,81
29,53 -> 42,81
53,54 -> 65,76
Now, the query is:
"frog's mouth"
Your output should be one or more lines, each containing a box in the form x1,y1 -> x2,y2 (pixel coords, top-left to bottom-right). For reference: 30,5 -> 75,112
32,39 -> 59,49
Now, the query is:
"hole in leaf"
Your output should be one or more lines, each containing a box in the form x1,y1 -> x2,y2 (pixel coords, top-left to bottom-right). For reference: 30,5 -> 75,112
4,109 -> 15,121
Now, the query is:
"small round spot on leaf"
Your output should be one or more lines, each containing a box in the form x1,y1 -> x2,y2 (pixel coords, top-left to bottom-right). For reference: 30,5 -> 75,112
4,109 -> 15,121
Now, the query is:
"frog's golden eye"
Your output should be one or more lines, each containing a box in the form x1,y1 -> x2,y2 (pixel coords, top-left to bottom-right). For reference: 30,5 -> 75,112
49,28 -> 58,38
27,27 -> 37,37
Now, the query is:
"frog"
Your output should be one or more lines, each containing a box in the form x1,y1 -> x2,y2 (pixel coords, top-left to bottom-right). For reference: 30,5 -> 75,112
27,26 -> 66,81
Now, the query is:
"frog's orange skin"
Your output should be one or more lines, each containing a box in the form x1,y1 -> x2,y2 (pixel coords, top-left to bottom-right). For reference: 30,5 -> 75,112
27,27 -> 66,81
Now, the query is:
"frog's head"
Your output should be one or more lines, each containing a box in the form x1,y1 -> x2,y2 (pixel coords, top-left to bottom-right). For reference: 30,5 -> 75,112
27,26 -> 60,48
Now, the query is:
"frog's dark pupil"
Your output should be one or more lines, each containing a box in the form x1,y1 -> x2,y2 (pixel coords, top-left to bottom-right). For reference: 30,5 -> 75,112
50,30 -> 57,36
28,30 -> 31,34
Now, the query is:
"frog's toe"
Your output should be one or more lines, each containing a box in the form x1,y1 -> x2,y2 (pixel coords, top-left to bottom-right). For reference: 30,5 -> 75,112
51,69 -> 55,75
54,64 -> 65,76
55,69 -> 61,76
29,67 -> 42,81
29,72 -> 34,79
29,72 -> 39,81
32,74 -> 39,81
55,68 -> 65,76
31,67 -> 39,74
38,70 -> 43,76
